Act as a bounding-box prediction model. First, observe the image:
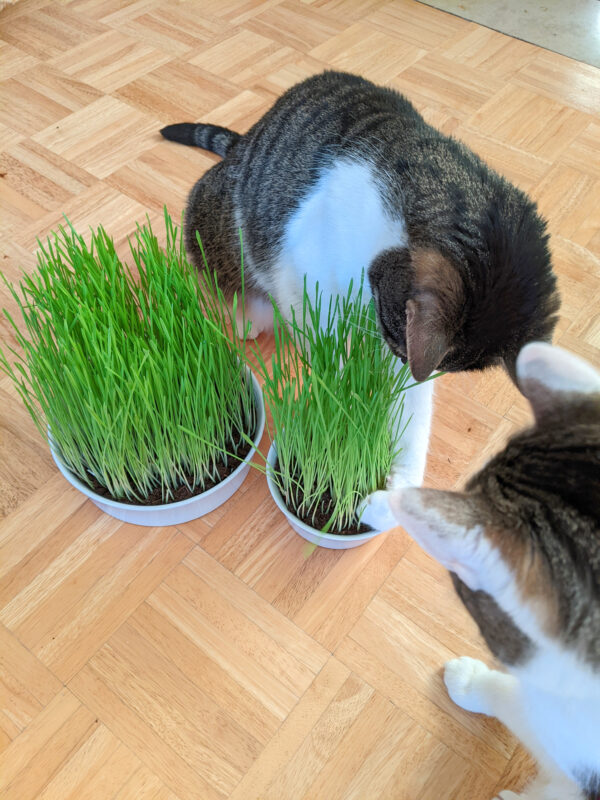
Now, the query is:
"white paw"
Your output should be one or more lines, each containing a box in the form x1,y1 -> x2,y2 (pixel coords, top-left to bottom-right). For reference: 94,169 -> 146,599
235,312 -> 260,339
495,792 -> 521,800
234,303 -> 270,339
358,490 -> 398,532
244,323 -> 261,340
444,656 -> 491,714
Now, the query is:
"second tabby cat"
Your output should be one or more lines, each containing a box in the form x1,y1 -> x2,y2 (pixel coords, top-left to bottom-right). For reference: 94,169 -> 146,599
361,342 -> 600,800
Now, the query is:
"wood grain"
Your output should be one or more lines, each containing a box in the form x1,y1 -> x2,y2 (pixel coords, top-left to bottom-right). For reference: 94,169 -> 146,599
1,0 -> 598,797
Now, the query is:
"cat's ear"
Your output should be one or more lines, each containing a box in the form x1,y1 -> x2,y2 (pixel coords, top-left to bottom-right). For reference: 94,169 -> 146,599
517,341 -> 600,421
405,294 -> 451,381
387,487 -> 494,591
406,249 -> 464,382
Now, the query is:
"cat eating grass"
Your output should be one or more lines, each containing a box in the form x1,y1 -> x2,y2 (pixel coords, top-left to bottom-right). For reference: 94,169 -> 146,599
362,342 -> 600,800
161,71 -> 559,378
161,70 -> 560,490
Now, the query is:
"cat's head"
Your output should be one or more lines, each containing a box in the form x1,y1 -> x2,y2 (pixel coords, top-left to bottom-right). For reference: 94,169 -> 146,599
368,203 -> 560,382
387,343 -> 600,668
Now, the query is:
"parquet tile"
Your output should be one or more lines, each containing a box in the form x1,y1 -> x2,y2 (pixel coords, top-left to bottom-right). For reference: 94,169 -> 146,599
335,635 -> 512,776
366,0 -> 469,50
17,63 -> 104,113
439,26 -> 538,80
514,49 -> 600,116
309,22 -> 426,83
49,30 -> 172,92
214,0 -> 284,28
533,163 -> 596,239
558,120 -> 600,178
114,60 -> 238,123
105,143 -> 208,214
470,85 -> 592,162
493,748 -> 538,798
71,0 -> 157,24
1,0 -> 598,797
0,624 -> 62,749
1,140 -> 95,214
254,54 -> 330,95
246,0 -> 345,52
0,688 -> 99,800
15,183 -> 158,252
0,123 -> 24,153
281,531 -> 409,649
107,5 -> 226,58
309,0 -> 387,23
0,385 -> 56,518
33,726 -> 140,800
190,28 -> 291,83
0,5 -> 106,59
0,77 -> 75,138
32,95 -> 158,179
389,51 -> 504,118
0,40 -> 39,79
38,528 -> 192,681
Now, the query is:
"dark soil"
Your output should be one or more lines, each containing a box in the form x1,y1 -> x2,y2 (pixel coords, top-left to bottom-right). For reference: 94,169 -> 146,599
274,458 -> 374,537
87,436 -> 253,506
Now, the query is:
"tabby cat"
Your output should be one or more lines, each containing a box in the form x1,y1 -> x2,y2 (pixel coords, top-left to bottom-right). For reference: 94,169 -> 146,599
362,342 -> 600,800
161,70 -> 558,379
161,70 -> 560,489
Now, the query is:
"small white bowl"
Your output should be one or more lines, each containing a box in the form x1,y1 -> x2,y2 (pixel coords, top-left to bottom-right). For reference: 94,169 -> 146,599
265,441 -> 383,550
49,370 -> 265,526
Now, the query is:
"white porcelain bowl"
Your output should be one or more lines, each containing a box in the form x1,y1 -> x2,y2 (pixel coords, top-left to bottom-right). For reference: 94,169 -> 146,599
265,442 -> 383,550
49,370 -> 265,526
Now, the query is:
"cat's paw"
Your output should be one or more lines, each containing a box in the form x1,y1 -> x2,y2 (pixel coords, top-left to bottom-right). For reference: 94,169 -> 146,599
444,656 -> 492,714
358,490 -> 398,532
494,792 -> 521,800
234,296 -> 274,339
235,312 -> 261,340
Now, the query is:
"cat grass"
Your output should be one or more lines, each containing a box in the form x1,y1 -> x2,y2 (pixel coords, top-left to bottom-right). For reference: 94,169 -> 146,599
0,211 -> 257,504
252,280 -> 414,534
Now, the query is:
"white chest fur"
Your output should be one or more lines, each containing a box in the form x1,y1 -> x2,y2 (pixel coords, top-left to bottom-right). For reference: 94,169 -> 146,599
271,157 -> 408,316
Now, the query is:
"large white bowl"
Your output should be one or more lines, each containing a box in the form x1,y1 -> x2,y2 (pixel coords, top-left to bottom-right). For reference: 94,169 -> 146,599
265,442 -> 383,550
49,370 -> 265,526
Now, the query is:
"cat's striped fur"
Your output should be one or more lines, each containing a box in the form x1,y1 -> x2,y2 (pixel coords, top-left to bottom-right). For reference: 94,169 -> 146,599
363,343 -> 600,800
161,70 -> 559,383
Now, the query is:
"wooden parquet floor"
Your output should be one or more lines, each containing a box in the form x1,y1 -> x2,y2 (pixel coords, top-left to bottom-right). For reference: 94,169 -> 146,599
0,1 -> 598,798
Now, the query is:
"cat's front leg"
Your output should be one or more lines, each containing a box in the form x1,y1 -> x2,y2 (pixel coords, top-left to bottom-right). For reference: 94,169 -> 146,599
446,660 -> 585,800
359,372 -> 434,531
387,369 -> 434,490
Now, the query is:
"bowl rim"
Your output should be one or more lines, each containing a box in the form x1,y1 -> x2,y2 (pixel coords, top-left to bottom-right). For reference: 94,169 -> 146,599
265,440 -> 382,543
48,368 -> 265,511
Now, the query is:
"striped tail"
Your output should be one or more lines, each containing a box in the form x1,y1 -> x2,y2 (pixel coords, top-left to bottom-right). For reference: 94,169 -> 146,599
160,122 -> 241,158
